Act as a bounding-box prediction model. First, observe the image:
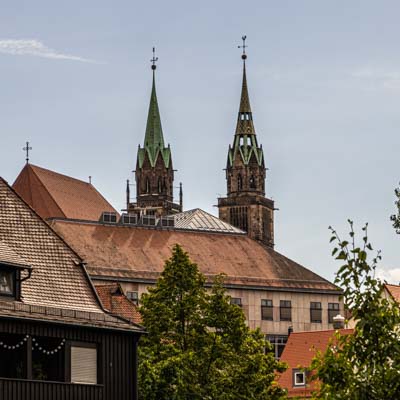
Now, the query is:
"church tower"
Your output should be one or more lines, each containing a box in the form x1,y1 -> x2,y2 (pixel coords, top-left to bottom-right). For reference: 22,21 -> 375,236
128,49 -> 182,217
218,37 -> 274,247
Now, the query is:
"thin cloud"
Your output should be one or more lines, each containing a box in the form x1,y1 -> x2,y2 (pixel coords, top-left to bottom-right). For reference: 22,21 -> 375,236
376,267 -> 400,284
0,39 -> 100,63
351,67 -> 400,91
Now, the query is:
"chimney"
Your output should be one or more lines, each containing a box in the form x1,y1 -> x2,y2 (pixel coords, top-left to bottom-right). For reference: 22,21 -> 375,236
333,314 -> 345,329
288,326 -> 293,336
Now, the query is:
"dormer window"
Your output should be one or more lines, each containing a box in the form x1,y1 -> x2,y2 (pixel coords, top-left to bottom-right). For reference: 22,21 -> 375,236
0,268 -> 14,296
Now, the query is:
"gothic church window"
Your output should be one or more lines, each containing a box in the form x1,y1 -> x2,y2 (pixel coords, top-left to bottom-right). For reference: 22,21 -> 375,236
158,177 -> 162,193
146,178 -> 150,194
249,175 -> 256,189
237,174 -> 243,191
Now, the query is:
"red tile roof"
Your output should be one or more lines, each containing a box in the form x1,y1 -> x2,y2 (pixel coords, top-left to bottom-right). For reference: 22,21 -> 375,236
0,177 -> 143,332
13,164 -> 118,221
384,284 -> 400,303
51,219 -> 340,292
95,283 -> 142,324
279,329 -> 353,398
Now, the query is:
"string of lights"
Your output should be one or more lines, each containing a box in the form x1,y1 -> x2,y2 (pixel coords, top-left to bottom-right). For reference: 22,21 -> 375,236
0,335 -> 66,355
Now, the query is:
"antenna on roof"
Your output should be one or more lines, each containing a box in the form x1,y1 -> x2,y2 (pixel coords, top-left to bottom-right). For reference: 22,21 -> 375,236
23,141 -> 32,164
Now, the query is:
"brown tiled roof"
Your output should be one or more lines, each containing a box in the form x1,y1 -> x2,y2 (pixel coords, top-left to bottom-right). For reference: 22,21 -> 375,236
384,284 -> 400,303
95,283 -> 142,324
279,329 -> 353,398
0,177 -> 142,332
13,164 -> 118,221
51,219 -> 339,292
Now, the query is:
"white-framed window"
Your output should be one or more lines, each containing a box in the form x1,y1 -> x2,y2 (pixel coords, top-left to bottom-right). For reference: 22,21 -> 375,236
293,369 -> 306,387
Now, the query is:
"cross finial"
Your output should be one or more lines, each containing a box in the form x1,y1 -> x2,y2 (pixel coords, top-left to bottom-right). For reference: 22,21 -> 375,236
23,141 -> 32,164
238,35 -> 247,60
151,47 -> 158,70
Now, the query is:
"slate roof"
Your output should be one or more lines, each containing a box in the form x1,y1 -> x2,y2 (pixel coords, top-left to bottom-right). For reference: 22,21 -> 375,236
95,283 -> 142,324
50,219 -> 339,293
173,208 -> 245,234
13,163 -> 118,221
0,177 -> 143,332
279,329 -> 353,398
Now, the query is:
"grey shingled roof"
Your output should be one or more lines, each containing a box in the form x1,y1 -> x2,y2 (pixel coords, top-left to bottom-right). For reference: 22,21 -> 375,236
173,208 -> 245,234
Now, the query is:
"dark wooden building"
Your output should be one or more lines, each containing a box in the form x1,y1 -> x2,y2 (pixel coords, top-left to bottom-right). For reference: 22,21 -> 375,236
0,177 -> 144,400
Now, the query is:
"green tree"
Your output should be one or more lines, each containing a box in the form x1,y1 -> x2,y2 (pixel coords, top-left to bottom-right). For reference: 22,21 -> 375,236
390,184 -> 400,233
138,244 -> 287,400
311,221 -> 400,400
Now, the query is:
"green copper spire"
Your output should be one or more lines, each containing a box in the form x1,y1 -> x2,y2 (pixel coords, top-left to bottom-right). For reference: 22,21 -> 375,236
137,48 -> 171,169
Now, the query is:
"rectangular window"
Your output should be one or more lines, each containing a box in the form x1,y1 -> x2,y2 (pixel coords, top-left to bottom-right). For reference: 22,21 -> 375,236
126,291 -> 139,306
328,303 -> 340,323
310,302 -> 322,323
71,344 -> 97,385
266,335 -> 288,360
230,297 -> 242,307
293,369 -> 306,387
0,333 -> 27,379
261,299 -> 273,321
280,300 -> 292,321
32,336 -> 66,382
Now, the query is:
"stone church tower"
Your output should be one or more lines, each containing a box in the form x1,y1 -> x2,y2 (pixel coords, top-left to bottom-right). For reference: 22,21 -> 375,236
218,39 -> 274,247
128,50 -> 182,217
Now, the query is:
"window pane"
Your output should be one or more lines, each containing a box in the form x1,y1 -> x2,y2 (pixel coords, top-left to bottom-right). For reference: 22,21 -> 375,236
266,335 -> 288,360
280,300 -> 291,321
71,346 -> 97,384
0,333 -> 27,379
32,337 -> 66,382
310,308 -> 322,323
328,303 -> 340,323
294,371 -> 306,386
230,298 -> 242,307
0,270 -> 14,295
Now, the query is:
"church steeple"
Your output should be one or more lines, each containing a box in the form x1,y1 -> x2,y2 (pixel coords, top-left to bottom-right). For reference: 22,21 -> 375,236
129,48 -> 181,217
138,48 -> 171,170
218,36 -> 275,248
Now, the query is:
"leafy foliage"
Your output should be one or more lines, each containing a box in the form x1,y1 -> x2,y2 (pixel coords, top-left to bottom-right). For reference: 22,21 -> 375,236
138,244 -> 287,400
391,184 -> 400,234
311,221 -> 400,400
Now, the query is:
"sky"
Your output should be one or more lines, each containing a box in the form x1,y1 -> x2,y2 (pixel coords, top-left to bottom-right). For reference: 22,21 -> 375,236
0,0 -> 399,283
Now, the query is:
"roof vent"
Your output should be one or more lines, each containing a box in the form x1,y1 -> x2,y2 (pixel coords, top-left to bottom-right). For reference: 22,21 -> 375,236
120,213 -> 138,226
159,216 -> 175,228
100,212 -> 117,224
140,215 -> 157,226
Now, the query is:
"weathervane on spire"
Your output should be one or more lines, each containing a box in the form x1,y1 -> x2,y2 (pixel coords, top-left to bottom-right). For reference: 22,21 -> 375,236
151,47 -> 158,70
238,35 -> 247,60
23,141 -> 32,164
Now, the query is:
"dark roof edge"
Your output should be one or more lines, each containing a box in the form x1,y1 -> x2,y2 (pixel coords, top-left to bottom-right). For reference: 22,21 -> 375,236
0,314 -> 145,334
91,274 -> 342,295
